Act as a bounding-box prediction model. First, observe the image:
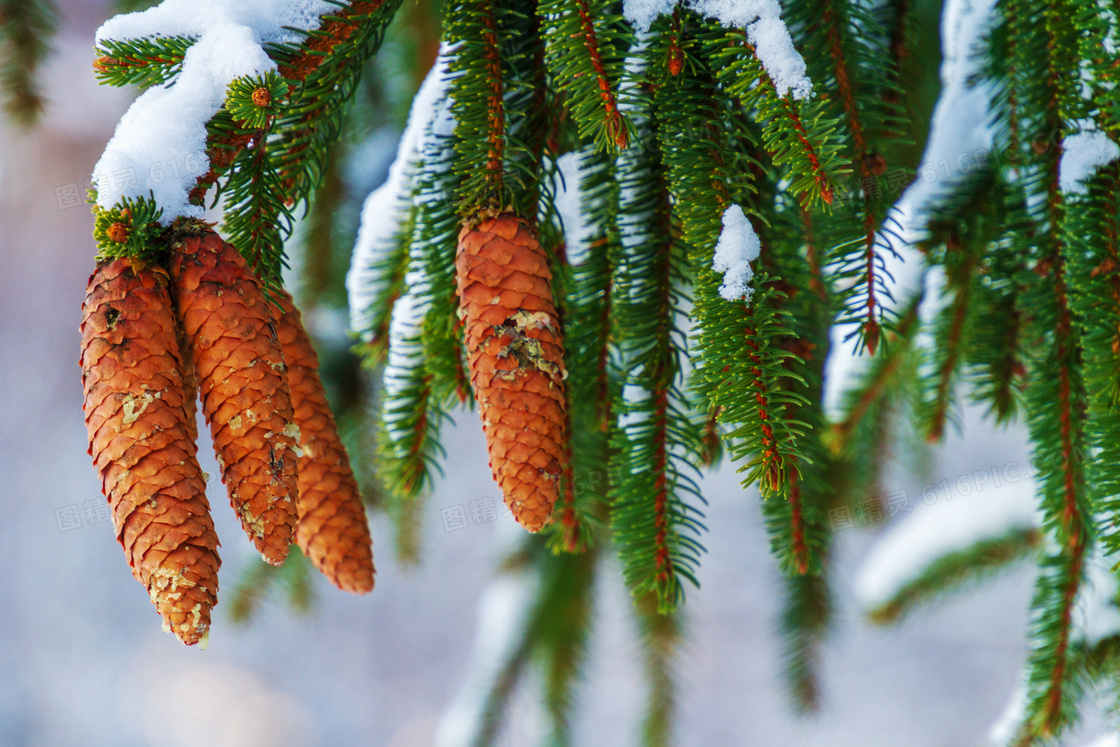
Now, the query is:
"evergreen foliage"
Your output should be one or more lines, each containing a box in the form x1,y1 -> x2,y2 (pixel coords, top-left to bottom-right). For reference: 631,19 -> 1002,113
0,0 -> 56,125
60,0 -> 1120,740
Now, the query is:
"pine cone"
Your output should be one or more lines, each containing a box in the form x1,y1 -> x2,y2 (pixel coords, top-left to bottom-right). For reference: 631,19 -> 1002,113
80,258 -> 221,646
168,228 -> 299,565
273,290 -> 375,593
456,213 -> 568,532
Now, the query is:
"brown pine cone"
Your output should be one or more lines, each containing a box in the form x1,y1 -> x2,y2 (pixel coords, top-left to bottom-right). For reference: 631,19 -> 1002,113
80,258 -> 221,646
455,213 -> 568,532
168,228 -> 299,566
273,290 -> 375,593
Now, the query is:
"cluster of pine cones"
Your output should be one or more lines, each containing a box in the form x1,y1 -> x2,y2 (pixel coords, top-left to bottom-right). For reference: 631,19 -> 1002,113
80,223 -> 374,647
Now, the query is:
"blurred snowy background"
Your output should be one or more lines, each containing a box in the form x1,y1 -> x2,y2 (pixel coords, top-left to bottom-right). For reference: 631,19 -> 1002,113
1,0 -> 1118,745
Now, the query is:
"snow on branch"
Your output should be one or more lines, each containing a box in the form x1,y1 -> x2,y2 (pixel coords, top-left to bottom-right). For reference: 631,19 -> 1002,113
854,475 -> 1120,644
622,0 -> 812,99
91,0 -> 336,220
854,478 -> 1041,611
712,205 -> 761,302
96,0 -> 334,45
346,48 -> 454,336
1060,129 -> 1120,195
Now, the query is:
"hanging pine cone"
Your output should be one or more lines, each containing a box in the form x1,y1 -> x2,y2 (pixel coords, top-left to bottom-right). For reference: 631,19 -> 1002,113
168,228 -> 299,566
456,213 -> 568,532
80,258 -> 221,647
273,290 -> 375,593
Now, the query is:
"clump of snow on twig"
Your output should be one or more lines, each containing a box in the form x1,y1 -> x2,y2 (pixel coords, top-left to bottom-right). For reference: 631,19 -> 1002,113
622,0 -> 812,99
1060,129 -> 1120,194
712,205 -> 761,302
347,48 -> 454,337
91,0 -> 336,220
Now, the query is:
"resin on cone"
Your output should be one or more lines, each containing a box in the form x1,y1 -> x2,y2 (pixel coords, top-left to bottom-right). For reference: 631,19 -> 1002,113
274,289 -> 375,593
80,258 -> 221,646
168,227 -> 299,565
455,213 -> 568,532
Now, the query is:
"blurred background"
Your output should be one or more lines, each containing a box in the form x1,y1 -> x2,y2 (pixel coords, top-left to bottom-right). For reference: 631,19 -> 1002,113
0,0 -> 1114,745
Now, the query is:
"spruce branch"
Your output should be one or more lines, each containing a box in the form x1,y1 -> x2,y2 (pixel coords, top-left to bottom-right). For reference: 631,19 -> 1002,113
787,0 -> 908,353
217,73 -> 294,287
93,35 -> 192,89
707,29 -> 848,208
91,196 -> 165,261
634,592 -> 681,747
1068,162 -> 1120,561
916,165 -> 1007,442
550,148 -> 622,553
376,329 -> 450,559
651,16 -> 806,493
867,528 -> 1042,624
780,560 -> 831,712
356,198 -> 416,361
447,0 -> 511,215
184,0 -> 403,209
0,0 -> 56,126
1006,0 -> 1093,732
748,181 -> 835,577
271,0 -> 405,205
465,540 -> 599,747
611,101 -> 708,612
828,293 -> 922,456
537,0 -> 635,151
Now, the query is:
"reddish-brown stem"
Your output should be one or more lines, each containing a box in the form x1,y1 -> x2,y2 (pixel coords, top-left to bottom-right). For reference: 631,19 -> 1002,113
1039,16 -> 1085,716
831,307 -> 919,449
648,176 -> 679,585
651,381 -> 673,586
573,0 -> 628,148
885,0 -> 912,97
801,202 -> 827,300
667,9 -> 684,76
478,0 -> 506,197
745,313 -> 783,493
781,93 -> 836,205
820,0 -> 881,352
928,242 -> 974,442
787,462 -> 810,573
